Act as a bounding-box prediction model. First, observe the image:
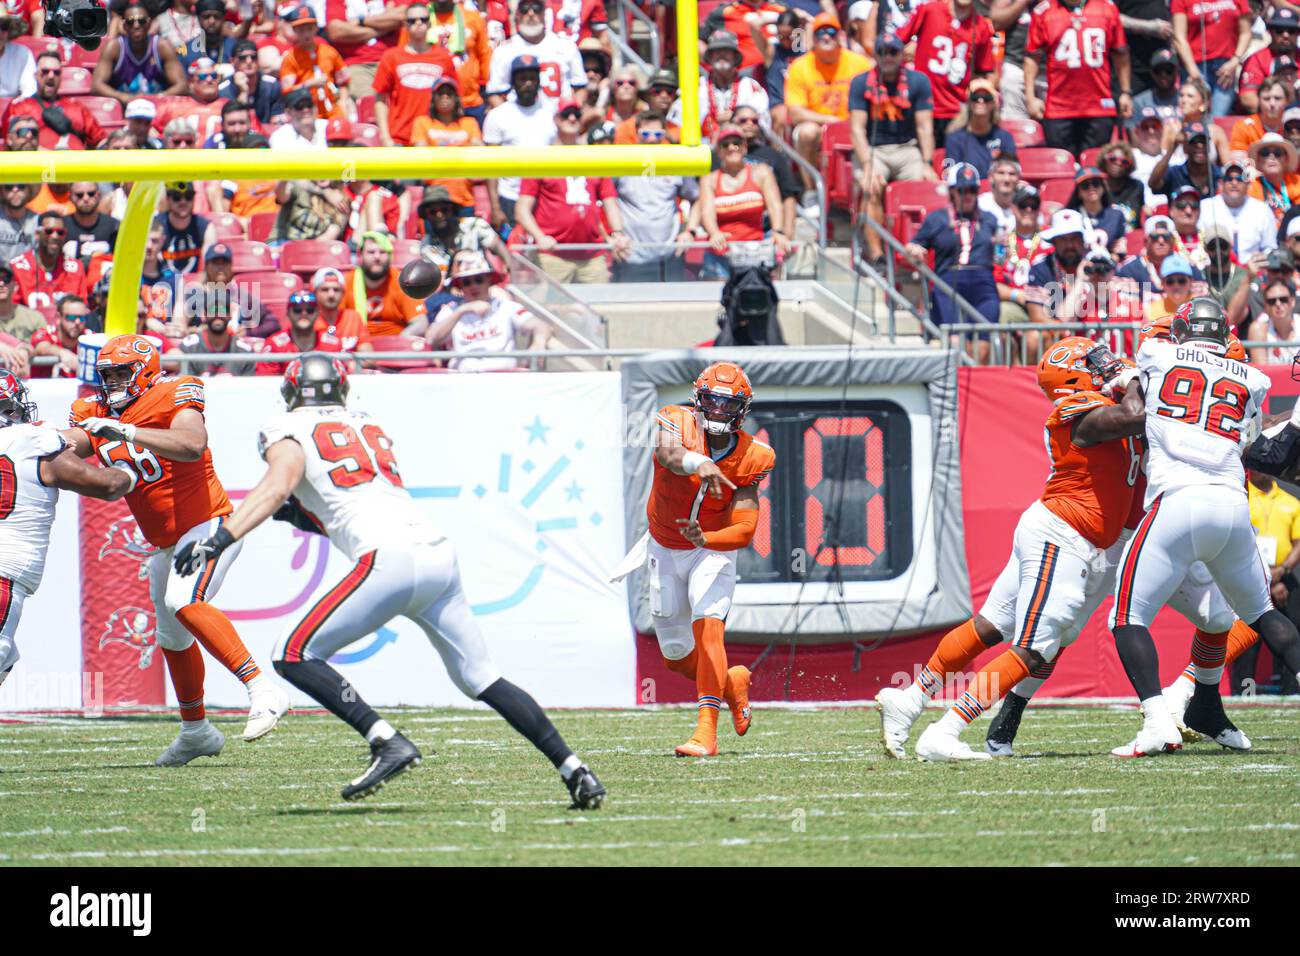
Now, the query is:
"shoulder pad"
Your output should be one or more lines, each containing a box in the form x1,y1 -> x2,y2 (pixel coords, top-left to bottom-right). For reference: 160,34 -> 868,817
1053,391 -> 1112,422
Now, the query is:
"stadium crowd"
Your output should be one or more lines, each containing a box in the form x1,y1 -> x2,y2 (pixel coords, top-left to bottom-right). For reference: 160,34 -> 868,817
0,0 -> 1296,369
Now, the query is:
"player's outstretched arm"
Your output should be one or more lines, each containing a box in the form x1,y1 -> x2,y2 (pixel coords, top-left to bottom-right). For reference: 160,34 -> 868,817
173,439 -> 308,576
78,408 -> 209,463
39,449 -> 132,501
655,426 -> 736,499
678,484 -> 761,551
1073,382 -> 1147,449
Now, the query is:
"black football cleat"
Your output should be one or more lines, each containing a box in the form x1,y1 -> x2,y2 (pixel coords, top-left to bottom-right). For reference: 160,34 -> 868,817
566,764 -> 606,810
1182,682 -> 1252,751
984,691 -> 1029,757
342,733 -> 423,801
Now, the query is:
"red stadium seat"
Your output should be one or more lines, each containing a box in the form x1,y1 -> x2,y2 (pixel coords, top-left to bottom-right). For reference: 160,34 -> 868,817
390,238 -> 423,269
1079,145 -> 1105,169
931,147 -> 945,175
1038,177 -> 1075,206
236,271 -> 301,321
883,179 -> 949,245
222,239 -> 274,272
820,120 -> 854,211
279,239 -> 353,277
59,67 -> 93,96
367,334 -> 440,371
1015,147 -> 1077,186
1002,117 -> 1044,149
352,122 -> 381,148
355,94 -> 376,124
1124,228 -> 1145,257
70,96 -> 123,128
0,98 -> 10,119
247,211 -> 278,243
210,212 -> 245,238
1040,200 -> 1063,223
473,182 -> 490,220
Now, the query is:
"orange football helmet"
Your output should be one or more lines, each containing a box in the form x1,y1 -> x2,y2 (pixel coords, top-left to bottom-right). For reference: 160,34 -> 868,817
96,334 -> 162,410
1038,336 -> 1105,402
694,361 -> 753,435
1137,314 -> 1174,348
1226,334 -> 1246,361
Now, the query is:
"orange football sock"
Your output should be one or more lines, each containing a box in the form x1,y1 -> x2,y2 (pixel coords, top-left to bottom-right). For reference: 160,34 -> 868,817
663,649 -> 698,679
950,650 -> 1031,725
1225,620 -> 1259,666
691,618 -> 727,742
175,602 -> 261,684
162,644 -> 206,721
917,618 -> 988,699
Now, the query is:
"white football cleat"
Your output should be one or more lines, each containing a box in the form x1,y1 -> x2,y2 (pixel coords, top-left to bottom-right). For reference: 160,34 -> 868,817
243,683 -> 290,742
1210,727 -> 1251,751
915,723 -> 991,762
155,721 -> 225,767
1110,721 -> 1182,758
1162,678 -> 1201,742
876,687 -> 923,759
985,739 -> 1014,758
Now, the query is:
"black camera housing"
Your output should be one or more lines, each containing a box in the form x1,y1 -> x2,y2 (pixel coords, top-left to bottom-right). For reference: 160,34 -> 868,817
42,0 -> 109,51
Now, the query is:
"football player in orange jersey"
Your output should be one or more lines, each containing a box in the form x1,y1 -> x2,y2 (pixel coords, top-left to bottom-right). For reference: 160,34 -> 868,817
642,362 -> 774,757
63,335 -> 289,767
877,338 -> 1148,761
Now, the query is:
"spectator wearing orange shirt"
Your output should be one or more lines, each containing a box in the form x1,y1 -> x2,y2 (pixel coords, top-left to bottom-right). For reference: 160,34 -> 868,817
410,76 -> 484,214
373,5 -> 458,146
281,6 -> 355,121
342,232 -> 425,337
785,14 -> 872,208
614,68 -> 681,144
1229,77 -> 1292,156
429,0 -> 492,124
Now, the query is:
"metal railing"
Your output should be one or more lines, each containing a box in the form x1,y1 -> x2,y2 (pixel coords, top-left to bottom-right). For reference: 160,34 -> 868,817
606,0 -> 661,74
503,239 -> 799,282
760,129 -> 829,249
945,321 -> 1146,366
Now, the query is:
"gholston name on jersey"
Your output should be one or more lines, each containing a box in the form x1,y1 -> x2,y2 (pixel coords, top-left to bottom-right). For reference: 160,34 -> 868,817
49,886 -> 151,936
1174,345 -> 1247,375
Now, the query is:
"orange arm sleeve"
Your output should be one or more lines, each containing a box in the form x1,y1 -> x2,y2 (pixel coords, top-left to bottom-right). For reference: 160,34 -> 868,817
702,507 -> 759,551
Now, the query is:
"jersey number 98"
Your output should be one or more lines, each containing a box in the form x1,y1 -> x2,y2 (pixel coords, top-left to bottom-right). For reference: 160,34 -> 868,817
312,422 -> 402,489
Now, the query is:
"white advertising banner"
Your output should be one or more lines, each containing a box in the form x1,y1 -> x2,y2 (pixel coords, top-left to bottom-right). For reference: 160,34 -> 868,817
1,373 -> 636,710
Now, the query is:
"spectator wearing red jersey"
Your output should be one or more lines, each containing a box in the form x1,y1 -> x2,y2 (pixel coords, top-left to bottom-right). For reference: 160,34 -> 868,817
1239,7 -> 1300,115
373,5 -> 457,146
701,0 -> 790,74
256,290 -> 344,375
29,294 -> 88,378
1171,0 -> 1250,118
324,0 -> 408,99
515,98 -> 630,284
153,57 -> 230,144
1024,0 -> 1132,157
899,0 -> 995,150
11,212 -> 87,317
2,52 -> 105,151
92,3 -> 188,105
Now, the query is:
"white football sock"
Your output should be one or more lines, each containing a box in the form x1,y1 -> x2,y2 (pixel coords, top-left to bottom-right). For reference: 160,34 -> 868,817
366,720 -> 395,743
559,754 -> 582,780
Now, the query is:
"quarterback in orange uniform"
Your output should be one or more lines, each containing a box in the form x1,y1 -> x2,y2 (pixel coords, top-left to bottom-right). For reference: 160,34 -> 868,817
64,335 -> 288,767
644,362 -> 774,757
876,337 -> 1148,761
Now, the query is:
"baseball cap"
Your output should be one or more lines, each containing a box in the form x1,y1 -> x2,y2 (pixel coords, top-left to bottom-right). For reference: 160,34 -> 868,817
1183,120 -> 1209,141
516,0 -> 545,11
1201,223 -> 1233,248
1223,157 -> 1249,175
1172,184 -> 1202,202
1160,254 -> 1194,278
811,12 -> 840,33
1275,54 -> 1299,74
875,33 -> 904,53
1043,208 -> 1086,241
284,87 -> 313,110
311,266 -> 344,288
714,123 -> 745,144
509,54 -> 541,76
431,74 -> 458,93
188,56 -> 218,76
285,5 -> 315,25
1134,105 -> 1164,127
555,97 -> 582,116
233,38 -> 258,57
1267,248 -> 1296,270
944,162 -> 980,189
647,67 -> 677,89
206,242 -> 233,262
124,98 -> 155,120
1012,184 -> 1040,206
1145,214 -> 1176,237
1150,48 -> 1178,70
325,117 -> 353,142
1268,6 -> 1300,29
1085,247 -> 1115,269
1285,107 -> 1300,128
706,30 -> 741,54
1074,165 -> 1104,184
195,0 -> 225,14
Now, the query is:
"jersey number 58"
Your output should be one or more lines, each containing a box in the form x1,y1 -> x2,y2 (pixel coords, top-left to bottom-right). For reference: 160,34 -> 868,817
312,422 -> 402,489
97,440 -> 164,493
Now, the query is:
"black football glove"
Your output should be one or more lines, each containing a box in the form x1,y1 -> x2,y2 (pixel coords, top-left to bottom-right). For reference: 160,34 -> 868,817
272,496 -> 324,535
173,526 -> 236,576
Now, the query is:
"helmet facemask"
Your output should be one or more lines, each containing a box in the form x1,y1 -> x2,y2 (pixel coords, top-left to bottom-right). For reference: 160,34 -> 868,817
98,362 -> 143,410
695,387 -> 749,436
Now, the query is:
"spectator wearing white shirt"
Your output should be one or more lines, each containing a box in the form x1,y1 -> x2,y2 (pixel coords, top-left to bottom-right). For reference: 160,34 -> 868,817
0,23 -> 34,99
485,0 -> 587,108
1199,158 -> 1278,260
268,88 -> 329,148
977,156 -> 1019,238
483,56 -> 558,233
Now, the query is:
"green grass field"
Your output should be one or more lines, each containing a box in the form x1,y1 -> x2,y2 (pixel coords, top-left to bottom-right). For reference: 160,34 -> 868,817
2,703 -> 1298,866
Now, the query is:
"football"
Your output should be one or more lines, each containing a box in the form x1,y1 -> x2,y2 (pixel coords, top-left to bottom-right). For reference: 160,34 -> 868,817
399,256 -> 442,300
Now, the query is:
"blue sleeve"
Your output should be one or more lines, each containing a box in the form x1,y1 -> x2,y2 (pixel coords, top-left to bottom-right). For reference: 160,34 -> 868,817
943,130 -> 968,167
911,71 -> 933,113
998,129 -> 1017,157
848,72 -> 867,112
912,210 -> 942,248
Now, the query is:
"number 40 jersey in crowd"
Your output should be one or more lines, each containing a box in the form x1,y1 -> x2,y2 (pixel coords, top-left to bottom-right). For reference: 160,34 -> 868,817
257,406 -> 445,562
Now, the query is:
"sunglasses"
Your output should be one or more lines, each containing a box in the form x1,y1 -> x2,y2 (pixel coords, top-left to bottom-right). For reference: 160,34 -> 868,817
124,16 -> 149,24
2,184 -> 26,191
1279,26 -> 1299,34
969,93 -> 994,104
1015,201 -> 1041,211
167,191 -> 195,200
456,275 -> 489,287
1150,232 -> 1172,242
9,127 -> 36,138
1164,276 -> 1190,285
1268,295 -> 1294,305
1260,148 -> 1288,159
1223,173 -> 1246,183
38,68 -> 60,76
1106,156 -> 1132,166
193,72 -> 218,81
169,137 -> 197,145
559,110 -> 582,121
72,190 -> 97,198
638,129 -> 666,141
1174,199 -> 1200,209
614,78 -> 638,87
289,304 -> 318,313
1153,64 -> 1177,73
720,138 -> 745,148
1084,264 -> 1114,275
406,15 -> 429,23
42,227 -> 66,236
1079,180 -> 1104,190
0,275 -> 12,284
235,52 -> 257,60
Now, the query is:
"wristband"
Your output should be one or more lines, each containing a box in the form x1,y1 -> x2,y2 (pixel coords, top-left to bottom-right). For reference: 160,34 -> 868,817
681,451 -> 709,474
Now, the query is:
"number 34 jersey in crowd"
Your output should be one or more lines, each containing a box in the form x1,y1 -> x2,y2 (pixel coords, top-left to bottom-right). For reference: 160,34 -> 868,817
258,406 -> 445,561
1138,339 -> 1271,507
69,377 -> 232,550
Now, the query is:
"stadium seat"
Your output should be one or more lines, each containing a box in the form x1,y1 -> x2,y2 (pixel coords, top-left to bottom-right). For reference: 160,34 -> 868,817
355,94 -> 376,124
0,98 -> 10,119
472,182 -> 491,220
367,334 -> 440,371
71,96 -> 123,128
1079,145 -> 1105,169
236,271 -> 301,321
931,147 -> 945,175
1015,147 -> 1077,186
59,67 -> 93,96
820,120 -> 854,211
1002,117 -> 1044,149
222,239 -> 274,272
1041,200 -> 1063,223
13,36 -> 53,56
247,211 -> 278,243
353,122 -> 381,149
1125,228 -> 1145,257
278,239 -> 353,276
1038,177 -> 1075,206
211,212 -> 245,238
390,238 -> 423,269
883,180 -> 949,245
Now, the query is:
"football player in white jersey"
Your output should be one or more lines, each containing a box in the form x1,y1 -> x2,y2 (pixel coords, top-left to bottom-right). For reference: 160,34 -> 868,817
1108,298 -> 1300,757
173,354 -> 606,808
0,371 -> 131,688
